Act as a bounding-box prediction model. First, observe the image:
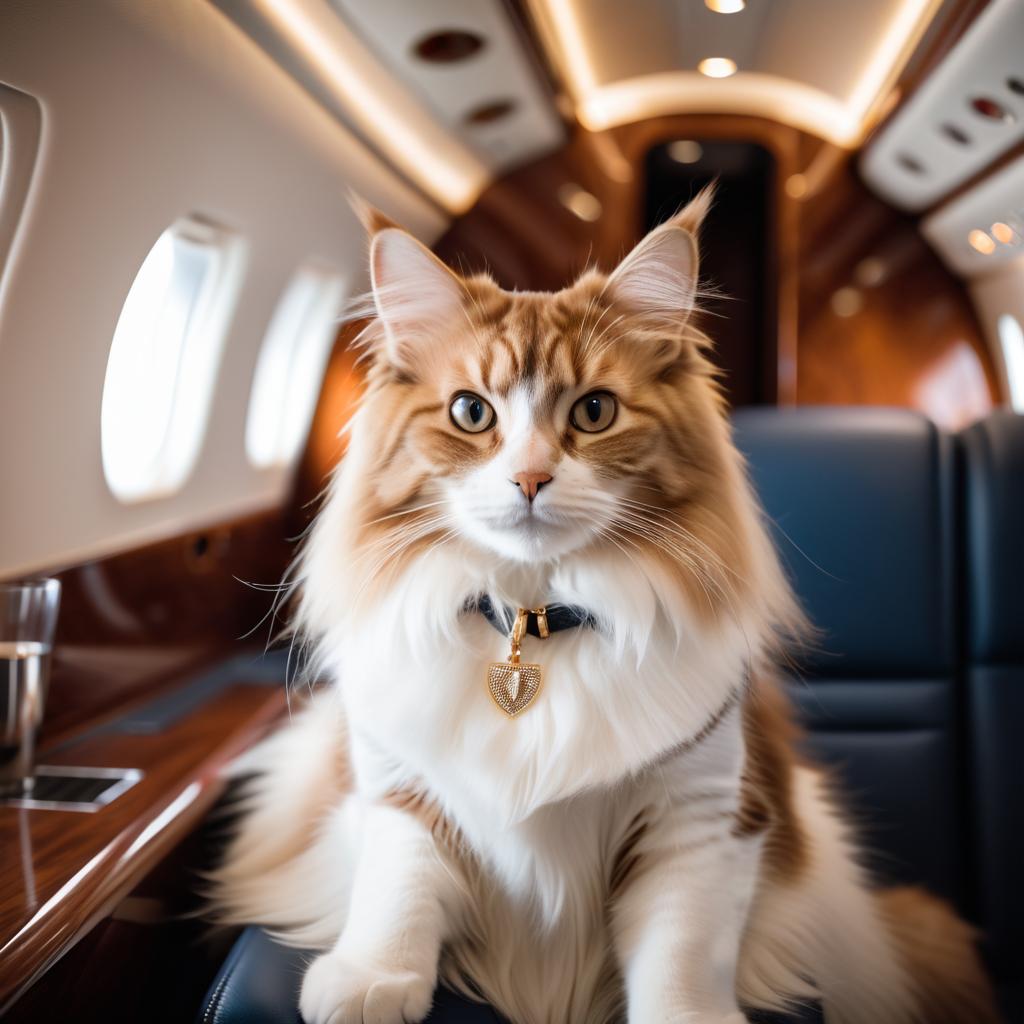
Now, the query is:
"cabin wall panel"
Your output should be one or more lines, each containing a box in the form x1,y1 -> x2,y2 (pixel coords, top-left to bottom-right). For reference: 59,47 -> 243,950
0,0 -> 445,578
796,162 -> 998,427
431,116 -> 999,427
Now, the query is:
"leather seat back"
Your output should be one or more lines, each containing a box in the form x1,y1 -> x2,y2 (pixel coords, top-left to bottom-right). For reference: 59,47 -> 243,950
960,410 -> 1024,980
733,408 -> 964,903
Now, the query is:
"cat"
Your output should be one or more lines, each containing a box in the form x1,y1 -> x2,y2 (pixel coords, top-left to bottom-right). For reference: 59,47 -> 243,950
212,191 -> 998,1024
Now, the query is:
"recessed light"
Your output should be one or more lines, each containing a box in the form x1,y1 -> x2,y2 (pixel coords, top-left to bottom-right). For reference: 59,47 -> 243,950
831,287 -> 863,318
991,222 -> 1017,245
855,257 -> 887,287
785,174 -> 808,199
705,0 -> 745,12
968,229 -> 996,255
558,183 -> 602,222
698,57 -> 737,79
667,140 -> 703,164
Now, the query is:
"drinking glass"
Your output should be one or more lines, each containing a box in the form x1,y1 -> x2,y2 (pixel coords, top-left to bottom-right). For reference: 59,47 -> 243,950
0,578 -> 61,796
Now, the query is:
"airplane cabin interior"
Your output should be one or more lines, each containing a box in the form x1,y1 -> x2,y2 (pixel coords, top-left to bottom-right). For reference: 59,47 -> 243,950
0,1 -> 1022,1022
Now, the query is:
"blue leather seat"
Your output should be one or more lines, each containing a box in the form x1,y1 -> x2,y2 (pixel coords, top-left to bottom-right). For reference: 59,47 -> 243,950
200,407 -> 1021,1023
733,408 -> 963,902
960,411 -> 1024,1013
197,926 -> 822,1023
197,927 -> 507,1024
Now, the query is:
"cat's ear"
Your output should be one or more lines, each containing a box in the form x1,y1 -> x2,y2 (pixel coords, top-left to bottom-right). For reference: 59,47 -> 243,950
349,193 -> 401,235
605,185 -> 712,326
665,183 -> 714,237
369,228 -> 465,371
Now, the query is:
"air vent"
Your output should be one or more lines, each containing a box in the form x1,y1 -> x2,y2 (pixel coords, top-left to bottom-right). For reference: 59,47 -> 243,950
330,0 -> 563,173
861,0 -> 1024,212
413,30 -> 485,64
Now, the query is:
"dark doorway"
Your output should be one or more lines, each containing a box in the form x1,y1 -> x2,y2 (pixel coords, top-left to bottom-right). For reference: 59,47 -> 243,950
643,141 -> 776,405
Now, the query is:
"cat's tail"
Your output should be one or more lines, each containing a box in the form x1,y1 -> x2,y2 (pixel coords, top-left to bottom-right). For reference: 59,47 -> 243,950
739,764 -> 1001,1024
206,692 -> 354,948
873,885 -> 1000,1024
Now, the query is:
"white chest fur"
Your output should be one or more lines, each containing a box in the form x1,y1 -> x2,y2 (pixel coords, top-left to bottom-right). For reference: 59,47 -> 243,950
330,545 -> 752,827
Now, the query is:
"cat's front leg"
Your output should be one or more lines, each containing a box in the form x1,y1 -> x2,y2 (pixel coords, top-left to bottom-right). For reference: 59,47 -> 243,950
300,799 -> 463,1024
612,784 -> 762,1024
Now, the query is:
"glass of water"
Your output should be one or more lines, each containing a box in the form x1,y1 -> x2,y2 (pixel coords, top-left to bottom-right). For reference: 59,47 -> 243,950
1,578 -> 61,796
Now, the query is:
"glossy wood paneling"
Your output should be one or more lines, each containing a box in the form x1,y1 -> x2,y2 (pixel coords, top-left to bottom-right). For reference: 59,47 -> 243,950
0,679 -> 285,1013
434,115 -> 802,405
431,111 -> 1000,420
795,160 -> 997,426
6,510 -> 293,747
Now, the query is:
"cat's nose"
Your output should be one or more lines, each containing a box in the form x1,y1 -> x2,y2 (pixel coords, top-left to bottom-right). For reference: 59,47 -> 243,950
511,471 -> 553,503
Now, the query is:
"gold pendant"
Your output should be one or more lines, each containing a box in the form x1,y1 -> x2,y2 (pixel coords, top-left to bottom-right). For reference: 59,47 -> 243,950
486,607 -> 547,718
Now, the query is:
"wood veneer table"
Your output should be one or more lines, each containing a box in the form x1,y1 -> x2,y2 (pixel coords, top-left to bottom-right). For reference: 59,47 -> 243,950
0,675 -> 286,1013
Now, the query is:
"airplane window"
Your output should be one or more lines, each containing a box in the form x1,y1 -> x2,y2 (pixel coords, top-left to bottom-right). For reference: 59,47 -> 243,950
100,218 -> 245,503
245,266 -> 346,470
997,313 -> 1024,412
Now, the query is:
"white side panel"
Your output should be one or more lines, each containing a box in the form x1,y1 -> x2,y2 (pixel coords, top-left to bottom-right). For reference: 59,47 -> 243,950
969,266 -> 1024,412
860,0 -> 1024,211
0,0 -> 446,577
921,155 -> 1024,277
333,0 -> 564,172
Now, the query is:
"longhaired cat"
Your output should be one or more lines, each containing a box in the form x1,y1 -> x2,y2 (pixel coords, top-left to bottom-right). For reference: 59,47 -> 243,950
213,192 -> 998,1023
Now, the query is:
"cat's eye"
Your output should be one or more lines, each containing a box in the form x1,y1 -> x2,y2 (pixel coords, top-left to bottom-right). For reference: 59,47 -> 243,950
449,392 -> 496,433
570,392 -> 617,433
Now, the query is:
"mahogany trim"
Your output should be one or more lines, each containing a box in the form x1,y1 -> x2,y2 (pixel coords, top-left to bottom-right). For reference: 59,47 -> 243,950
1,508 -> 295,747
0,677 -> 286,1014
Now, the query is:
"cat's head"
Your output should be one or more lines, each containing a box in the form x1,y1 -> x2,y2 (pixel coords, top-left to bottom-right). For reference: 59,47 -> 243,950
349,189 -> 745,577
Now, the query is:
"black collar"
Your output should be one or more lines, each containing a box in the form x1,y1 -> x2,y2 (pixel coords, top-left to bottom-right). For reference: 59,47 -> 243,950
471,595 -> 597,638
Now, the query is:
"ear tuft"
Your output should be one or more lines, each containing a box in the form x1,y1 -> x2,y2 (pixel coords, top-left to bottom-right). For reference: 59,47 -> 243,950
349,192 -> 401,236
370,229 -> 465,370
605,223 -> 699,324
666,183 -> 715,237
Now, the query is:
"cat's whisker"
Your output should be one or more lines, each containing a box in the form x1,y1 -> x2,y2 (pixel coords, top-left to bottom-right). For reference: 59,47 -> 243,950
363,500 -> 452,527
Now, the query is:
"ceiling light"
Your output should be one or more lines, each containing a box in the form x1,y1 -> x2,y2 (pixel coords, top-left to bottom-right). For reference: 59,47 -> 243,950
705,0 -> 745,12
667,140 -> 703,164
967,229 -> 996,255
854,257 -> 887,287
558,183 -> 602,222
991,222 -> 1016,245
831,287 -> 863,318
698,57 -> 737,79
530,0 -> 938,147
785,174 -> 808,199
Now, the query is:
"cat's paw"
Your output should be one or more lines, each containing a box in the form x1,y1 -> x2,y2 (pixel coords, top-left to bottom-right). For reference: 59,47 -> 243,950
299,952 -> 434,1024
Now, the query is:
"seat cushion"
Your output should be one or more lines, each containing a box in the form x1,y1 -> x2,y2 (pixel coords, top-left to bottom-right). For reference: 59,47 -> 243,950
197,928 -> 823,1024
197,928 -> 506,1024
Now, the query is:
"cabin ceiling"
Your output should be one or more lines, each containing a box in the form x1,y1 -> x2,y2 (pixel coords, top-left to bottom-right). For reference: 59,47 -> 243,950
213,0 -> 1015,218
1,0 -> 1020,578
525,0 -> 946,145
